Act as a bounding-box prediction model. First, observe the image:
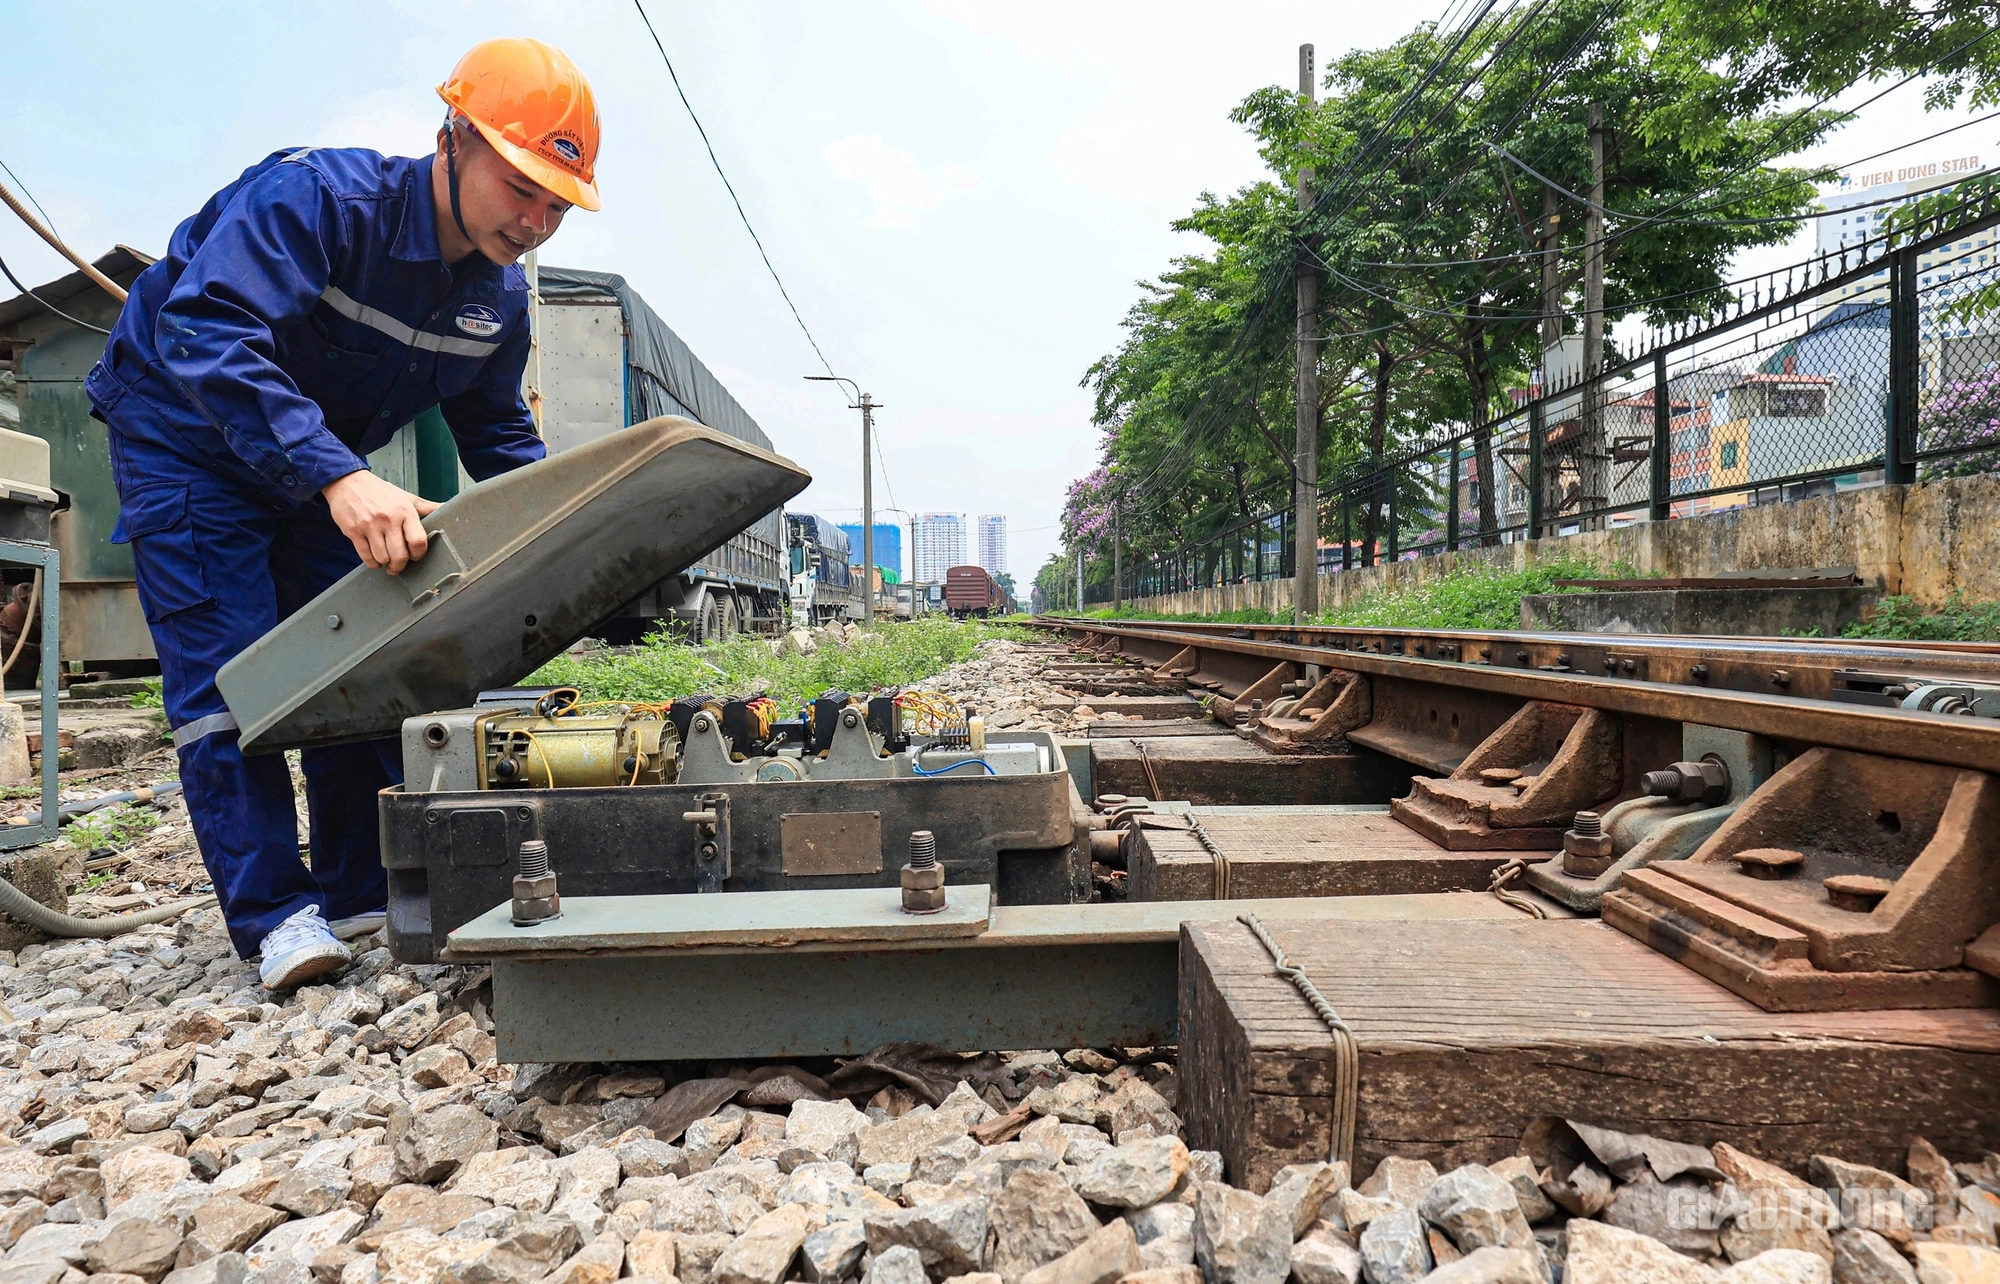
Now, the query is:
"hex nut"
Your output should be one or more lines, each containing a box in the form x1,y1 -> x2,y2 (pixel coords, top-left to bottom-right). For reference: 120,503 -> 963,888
902,884 -> 947,913
511,895 -> 560,924
1678,759 -> 1729,800
1563,829 -> 1615,861
1563,851 -> 1619,878
901,863 -> 948,914
512,874 -> 559,900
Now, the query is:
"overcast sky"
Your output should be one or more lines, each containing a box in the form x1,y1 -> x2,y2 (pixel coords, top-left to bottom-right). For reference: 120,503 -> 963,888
4,2 -> 1992,582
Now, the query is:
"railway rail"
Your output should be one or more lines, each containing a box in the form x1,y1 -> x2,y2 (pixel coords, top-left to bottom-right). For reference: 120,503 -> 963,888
1032,615 -> 2000,774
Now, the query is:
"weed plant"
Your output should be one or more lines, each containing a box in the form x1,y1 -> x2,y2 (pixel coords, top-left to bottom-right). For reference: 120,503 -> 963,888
530,616 -> 1034,709
62,805 -> 159,854
1314,556 -> 1609,630
1073,556 -> 1613,631
1841,591 -> 2000,642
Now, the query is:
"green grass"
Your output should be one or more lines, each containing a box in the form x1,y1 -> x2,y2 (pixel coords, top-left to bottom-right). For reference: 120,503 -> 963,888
1313,556 -> 1614,630
129,679 -> 164,709
1070,556 -> 1623,631
527,617 -> 1037,709
62,805 -> 160,853
1841,591 -> 2000,642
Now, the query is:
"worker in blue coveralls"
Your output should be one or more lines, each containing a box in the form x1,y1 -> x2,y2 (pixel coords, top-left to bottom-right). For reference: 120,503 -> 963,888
85,39 -> 602,990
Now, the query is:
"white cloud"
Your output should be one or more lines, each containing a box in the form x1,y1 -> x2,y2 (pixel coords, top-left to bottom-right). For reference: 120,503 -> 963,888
822,135 -> 980,230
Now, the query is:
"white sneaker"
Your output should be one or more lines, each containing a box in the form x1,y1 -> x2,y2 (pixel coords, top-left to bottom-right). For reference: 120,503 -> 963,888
258,905 -> 350,991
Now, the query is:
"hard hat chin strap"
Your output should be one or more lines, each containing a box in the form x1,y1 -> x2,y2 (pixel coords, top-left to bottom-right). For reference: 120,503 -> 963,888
443,113 -> 474,248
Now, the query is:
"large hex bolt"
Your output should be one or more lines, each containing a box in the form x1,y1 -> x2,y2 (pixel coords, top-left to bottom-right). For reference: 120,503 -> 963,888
1641,758 -> 1732,805
511,838 -> 561,926
1562,810 -> 1617,878
901,830 -> 947,915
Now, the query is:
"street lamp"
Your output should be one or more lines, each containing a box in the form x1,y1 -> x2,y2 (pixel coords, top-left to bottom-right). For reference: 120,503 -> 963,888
806,376 -> 880,622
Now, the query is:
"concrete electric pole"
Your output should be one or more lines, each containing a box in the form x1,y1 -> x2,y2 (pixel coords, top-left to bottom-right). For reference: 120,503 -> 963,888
1539,183 -> 1562,529
1112,503 -> 1123,614
1580,102 -> 1608,529
860,392 -> 876,619
806,376 -> 880,622
1293,41 -> 1320,622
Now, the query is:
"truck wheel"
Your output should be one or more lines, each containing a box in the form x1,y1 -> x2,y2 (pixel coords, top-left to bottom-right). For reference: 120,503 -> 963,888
699,597 -> 725,644
718,595 -> 739,638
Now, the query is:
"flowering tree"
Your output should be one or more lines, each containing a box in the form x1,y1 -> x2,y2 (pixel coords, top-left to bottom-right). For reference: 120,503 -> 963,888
1920,364 -> 2000,478
1061,466 -> 1116,552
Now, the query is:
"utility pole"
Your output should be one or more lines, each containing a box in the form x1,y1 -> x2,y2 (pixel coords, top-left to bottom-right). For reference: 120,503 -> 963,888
1293,42 -> 1320,622
1580,102 -> 1608,529
860,392 -> 876,620
1075,546 -> 1083,613
1538,182 -> 1562,530
806,376 -> 880,622
1539,186 -> 1562,351
1112,504 -> 1123,614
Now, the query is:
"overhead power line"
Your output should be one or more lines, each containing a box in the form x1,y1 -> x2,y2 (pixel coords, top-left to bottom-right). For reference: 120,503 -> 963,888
0,156 -> 61,241
1319,22 -> 2000,335
1114,0 -> 1542,506
630,0 -> 837,379
1356,105 -> 2000,269
1120,0 -> 1564,508
0,251 -> 111,335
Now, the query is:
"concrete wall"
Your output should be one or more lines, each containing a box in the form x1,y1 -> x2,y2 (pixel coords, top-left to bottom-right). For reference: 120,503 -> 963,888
1119,474 -> 2000,617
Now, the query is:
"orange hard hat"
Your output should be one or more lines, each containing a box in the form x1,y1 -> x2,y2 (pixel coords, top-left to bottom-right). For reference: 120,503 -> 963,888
437,37 -> 601,212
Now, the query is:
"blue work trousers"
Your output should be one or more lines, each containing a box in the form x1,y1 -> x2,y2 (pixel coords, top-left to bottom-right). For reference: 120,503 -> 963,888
110,429 -> 397,959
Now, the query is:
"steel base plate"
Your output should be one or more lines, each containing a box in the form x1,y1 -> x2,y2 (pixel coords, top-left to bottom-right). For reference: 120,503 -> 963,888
450,884 -> 992,953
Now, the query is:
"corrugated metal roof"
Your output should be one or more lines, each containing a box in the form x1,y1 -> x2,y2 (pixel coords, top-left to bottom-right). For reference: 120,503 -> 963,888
0,246 -> 154,331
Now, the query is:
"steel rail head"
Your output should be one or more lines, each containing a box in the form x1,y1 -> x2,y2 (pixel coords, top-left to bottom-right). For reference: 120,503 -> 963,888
1033,615 -> 2000,663
1034,618 -> 2000,776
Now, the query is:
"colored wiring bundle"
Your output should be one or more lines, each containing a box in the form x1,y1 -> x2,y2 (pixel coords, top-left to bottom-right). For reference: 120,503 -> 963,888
894,690 -> 963,735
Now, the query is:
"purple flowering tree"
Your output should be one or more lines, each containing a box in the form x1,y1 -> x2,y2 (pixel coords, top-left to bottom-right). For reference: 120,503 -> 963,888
1062,466 -> 1116,552
1920,364 -> 2000,478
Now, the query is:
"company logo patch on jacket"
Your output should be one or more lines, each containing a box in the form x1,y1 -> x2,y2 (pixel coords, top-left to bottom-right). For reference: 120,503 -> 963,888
455,304 -> 504,338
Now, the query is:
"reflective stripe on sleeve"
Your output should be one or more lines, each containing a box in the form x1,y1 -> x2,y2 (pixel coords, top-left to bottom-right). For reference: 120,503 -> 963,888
318,286 -> 501,358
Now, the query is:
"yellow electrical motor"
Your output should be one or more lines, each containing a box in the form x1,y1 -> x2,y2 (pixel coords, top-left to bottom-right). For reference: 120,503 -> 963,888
480,711 -> 677,788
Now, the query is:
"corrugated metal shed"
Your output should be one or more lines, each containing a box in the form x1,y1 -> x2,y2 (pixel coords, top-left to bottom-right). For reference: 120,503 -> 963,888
0,247 -> 157,666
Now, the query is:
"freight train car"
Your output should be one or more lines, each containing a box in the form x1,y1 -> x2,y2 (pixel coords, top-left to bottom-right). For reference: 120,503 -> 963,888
944,564 -> 1004,618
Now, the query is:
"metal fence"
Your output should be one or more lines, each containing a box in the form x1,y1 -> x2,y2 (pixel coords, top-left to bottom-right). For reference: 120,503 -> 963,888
1091,187 -> 2000,605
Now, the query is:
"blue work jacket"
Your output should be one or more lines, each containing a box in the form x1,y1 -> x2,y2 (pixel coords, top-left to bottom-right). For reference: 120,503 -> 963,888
88,147 -> 545,513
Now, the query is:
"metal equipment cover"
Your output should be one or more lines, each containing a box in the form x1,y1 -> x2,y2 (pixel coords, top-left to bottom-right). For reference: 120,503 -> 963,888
216,417 -> 810,752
